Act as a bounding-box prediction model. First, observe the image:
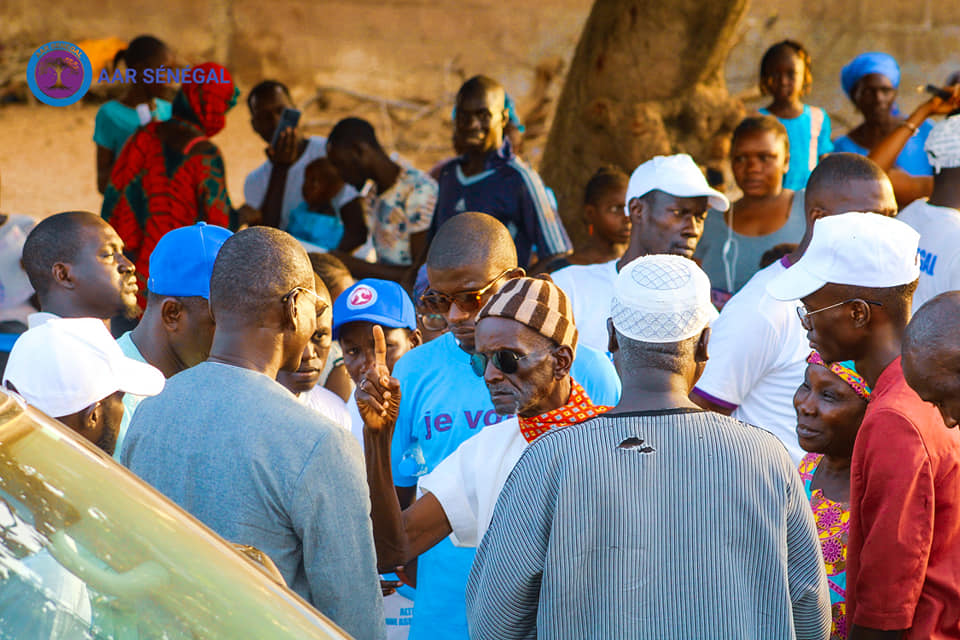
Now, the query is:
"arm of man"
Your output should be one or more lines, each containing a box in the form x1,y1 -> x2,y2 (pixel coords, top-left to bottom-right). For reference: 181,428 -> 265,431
847,409 -> 934,639
466,442 -> 551,640
359,325 -> 454,571
336,196 -> 368,254
332,231 -> 427,283
690,290 -> 785,415
258,128 -> 300,228
517,167 -> 573,269
782,451 -> 832,639
292,427 -> 386,640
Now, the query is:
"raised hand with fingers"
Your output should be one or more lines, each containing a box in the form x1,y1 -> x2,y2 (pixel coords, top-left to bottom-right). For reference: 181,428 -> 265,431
356,324 -> 402,435
267,127 -> 300,167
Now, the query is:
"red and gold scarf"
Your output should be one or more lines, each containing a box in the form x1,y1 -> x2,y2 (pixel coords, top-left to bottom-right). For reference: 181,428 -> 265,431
517,380 -> 610,444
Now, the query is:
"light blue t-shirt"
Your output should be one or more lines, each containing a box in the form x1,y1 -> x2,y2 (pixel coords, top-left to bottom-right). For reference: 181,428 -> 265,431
93,99 -> 173,156
287,201 -> 344,251
759,105 -> 833,191
833,118 -> 935,176
114,331 -> 149,461
390,331 -> 620,639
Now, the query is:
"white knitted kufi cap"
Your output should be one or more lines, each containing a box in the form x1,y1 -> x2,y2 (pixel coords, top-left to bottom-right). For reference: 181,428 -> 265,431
611,255 -> 718,344
925,114 -> 960,173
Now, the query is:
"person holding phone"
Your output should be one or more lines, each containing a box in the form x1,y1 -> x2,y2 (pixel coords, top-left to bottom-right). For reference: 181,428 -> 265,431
243,81 -> 367,253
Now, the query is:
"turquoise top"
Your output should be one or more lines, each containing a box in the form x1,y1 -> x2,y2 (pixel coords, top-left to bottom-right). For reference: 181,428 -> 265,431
93,99 -> 173,155
759,105 -> 833,191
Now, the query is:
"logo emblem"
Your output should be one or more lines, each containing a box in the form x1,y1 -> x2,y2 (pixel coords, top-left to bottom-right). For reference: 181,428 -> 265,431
347,285 -> 377,309
27,41 -> 93,107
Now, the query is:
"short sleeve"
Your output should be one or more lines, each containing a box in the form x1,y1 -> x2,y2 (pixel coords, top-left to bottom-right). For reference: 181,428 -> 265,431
693,292 -> 783,408
403,173 -> 438,235
419,439 -> 481,547
850,410 -> 934,629
817,109 -> 834,156
93,104 -> 118,152
243,163 -> 268,209
332,182 -> 360,210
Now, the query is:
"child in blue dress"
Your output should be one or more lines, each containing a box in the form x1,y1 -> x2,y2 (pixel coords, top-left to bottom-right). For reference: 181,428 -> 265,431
93,35 -> 175,193
758,40 -> 833,191
287,157 -> 349,252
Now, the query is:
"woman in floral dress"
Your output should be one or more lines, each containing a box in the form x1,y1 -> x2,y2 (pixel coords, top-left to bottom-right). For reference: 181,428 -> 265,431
793,351 -> 871,639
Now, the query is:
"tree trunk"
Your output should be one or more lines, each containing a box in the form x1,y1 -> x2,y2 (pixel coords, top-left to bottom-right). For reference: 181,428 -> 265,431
539,0 -> 749,247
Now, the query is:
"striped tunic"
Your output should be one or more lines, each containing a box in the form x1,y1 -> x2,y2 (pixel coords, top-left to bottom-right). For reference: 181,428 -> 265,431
466,409 -> 831,640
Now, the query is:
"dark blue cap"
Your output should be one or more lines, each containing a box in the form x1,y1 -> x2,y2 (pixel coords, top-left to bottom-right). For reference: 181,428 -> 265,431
147,223 -> 233,299
332,279 -> 417,339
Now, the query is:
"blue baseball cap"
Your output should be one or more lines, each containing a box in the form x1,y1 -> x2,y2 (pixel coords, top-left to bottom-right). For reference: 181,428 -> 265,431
332,279 -> 417,339
148,223 -> 233,299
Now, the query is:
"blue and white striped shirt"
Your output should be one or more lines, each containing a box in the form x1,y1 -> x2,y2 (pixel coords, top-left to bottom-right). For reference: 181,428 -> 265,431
467,409 -> 830,640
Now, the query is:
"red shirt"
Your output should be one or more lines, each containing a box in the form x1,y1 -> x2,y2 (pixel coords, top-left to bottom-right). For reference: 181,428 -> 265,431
847,357 -> 960,637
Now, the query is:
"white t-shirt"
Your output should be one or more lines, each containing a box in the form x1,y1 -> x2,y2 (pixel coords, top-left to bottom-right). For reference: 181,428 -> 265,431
298,384 -> 352,431
243,135 -> 358,230
550,259 -> 618,354
417,416 -> 525,548
693,259 -> 808,464
896,198 -> 960,311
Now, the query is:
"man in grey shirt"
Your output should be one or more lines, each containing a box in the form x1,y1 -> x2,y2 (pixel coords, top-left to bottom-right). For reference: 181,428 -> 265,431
467,255 -> 830,640
122,227 -> 385,640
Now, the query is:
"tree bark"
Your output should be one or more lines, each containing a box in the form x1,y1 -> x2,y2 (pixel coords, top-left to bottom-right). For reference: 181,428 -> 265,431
539,0 -> 749,247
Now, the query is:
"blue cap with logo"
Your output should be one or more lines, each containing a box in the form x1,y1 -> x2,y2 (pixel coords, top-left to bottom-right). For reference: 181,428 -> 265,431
333,278 -> 417,339
148,223 -> 233,299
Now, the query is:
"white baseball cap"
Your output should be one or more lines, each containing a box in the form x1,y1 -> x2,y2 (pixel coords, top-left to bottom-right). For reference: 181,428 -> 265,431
3,318 -> 165,418
766,212 -> 920,301
925,114 -> 960,173
626,154 -> 730,213
611,254 -> 719,343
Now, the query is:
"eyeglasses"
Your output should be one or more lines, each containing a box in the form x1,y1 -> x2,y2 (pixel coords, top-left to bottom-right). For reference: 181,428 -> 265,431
418,311 -> 448,332
796,298 -> 883,329
419,269 -> 512,315
470,349 -> 551,377
282,286 -> 329,315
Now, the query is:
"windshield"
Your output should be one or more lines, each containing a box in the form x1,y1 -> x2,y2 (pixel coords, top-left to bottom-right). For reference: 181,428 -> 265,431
0,390 -> 351,639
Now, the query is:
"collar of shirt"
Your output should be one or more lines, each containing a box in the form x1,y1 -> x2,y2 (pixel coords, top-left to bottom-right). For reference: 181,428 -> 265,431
517,379 -> 610,443
456,138 -> 516,173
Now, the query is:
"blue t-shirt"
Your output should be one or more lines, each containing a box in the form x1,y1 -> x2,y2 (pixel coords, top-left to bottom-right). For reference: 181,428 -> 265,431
833,119 -> 935,176
93,99 -> 173,156
286,201 -> 344,250
430,144 -> 572,268
759,105 -> 833,190
390,331 -> 620,639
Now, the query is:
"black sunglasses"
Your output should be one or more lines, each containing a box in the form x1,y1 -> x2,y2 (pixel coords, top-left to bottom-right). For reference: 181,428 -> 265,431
470,349 -> 551,377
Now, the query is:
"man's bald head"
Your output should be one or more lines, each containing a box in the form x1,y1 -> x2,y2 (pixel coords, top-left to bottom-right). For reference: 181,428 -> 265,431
805,153 -> 897,218
456,76 -> 505,110
903,291 -> 960,428
23,211 -> 110,295
210,227 -> 315,324
427,212 -> 518,274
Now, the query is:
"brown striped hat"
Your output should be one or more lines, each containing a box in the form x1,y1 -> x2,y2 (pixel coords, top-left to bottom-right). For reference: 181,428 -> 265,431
477,276 -> 578,353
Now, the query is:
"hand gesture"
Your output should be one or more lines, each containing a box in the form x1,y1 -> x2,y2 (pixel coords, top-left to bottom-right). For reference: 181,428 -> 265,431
356,325 -> 402,436
920,84 -> 960,117
267,127 -> 299,166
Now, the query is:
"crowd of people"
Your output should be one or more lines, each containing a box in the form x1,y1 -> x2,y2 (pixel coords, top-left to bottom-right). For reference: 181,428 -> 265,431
1,33 -> 960,640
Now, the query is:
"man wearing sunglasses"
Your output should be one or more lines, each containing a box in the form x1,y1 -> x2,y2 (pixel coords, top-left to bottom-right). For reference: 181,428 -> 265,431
384,212 -> 620,640
358,275 -> 609,614
767,212 -> 960,640
122,228 -> 386,640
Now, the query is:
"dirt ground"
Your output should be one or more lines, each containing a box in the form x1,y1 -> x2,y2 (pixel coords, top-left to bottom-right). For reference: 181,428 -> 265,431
0,90 -> 465,220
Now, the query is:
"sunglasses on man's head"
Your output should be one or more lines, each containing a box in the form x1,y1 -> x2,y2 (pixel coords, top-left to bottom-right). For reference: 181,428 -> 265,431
418,269 -> 512,315
470,349 -> 551,377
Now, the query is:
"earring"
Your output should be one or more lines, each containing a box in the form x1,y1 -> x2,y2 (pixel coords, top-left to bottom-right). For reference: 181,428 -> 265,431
588,224 -> 594,236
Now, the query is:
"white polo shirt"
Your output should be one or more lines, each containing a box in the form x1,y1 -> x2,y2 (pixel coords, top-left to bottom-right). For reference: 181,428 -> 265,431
551,259 -> 617,354
896,198 -> 960,311
693,258 -> 808,464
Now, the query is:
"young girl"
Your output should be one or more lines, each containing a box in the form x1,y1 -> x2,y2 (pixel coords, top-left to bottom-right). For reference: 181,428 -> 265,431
548,166 -> 630,271
695,116 -> 806,304
759,40 -> 833,191
94,35 -> 175,194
